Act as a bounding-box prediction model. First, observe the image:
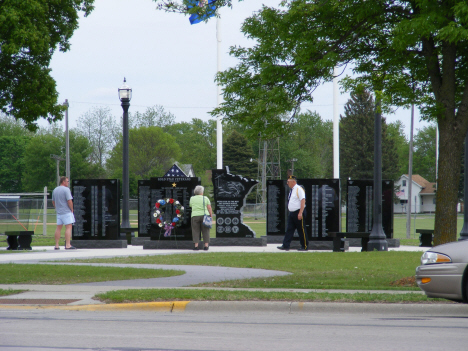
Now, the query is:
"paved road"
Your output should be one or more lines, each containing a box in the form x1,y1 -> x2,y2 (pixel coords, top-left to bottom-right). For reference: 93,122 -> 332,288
1,303 -> 467,351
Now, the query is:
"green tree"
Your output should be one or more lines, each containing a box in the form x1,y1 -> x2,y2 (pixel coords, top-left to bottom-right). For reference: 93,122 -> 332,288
340,90 -> 400,181
0,136 -> 29,192
0,1 -> 95,130
161,0 -> 468,244
164,118 -> 217,177
281,111 -> 333,179
131,105 -> 176,129
387,120 -> 409,177
0,113 -> 34,138
76,107 -> 119,168
106,126 -> 181,194
413,125 -> 437,182
23,126 -> 100,191
223,130 -> 256,179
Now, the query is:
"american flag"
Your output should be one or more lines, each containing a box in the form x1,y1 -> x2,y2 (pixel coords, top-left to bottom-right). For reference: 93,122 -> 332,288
396,189 -> 405,197
163,164 -> 187,177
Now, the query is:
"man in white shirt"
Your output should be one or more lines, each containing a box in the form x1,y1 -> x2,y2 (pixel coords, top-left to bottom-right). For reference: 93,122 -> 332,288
277,175 -> 309,251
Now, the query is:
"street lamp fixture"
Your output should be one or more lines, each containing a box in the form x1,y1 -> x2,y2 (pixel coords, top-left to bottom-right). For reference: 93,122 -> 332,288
118,78 -> 132,233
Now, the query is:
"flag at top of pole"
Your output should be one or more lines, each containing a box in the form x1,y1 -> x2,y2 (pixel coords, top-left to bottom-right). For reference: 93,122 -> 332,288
188,0 -> 216,24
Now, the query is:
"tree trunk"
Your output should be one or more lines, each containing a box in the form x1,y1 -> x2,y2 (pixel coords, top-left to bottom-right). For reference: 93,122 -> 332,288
434,117 -> 465,245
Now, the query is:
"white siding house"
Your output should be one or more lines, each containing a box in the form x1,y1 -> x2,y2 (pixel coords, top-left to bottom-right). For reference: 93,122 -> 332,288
394,174 -> 436,213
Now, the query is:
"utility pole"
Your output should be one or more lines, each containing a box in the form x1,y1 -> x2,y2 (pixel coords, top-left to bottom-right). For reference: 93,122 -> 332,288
50,154 -> 65,186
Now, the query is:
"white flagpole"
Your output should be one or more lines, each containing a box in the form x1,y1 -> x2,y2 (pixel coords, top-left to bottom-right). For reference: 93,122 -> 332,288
333,67 -> 339,179
216,16 -> 223,169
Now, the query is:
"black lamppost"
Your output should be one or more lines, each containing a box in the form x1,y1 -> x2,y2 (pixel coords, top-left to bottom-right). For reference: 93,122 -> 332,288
459,131 -> 468,240
367,98 -> 388,251
118,78 -> 132,232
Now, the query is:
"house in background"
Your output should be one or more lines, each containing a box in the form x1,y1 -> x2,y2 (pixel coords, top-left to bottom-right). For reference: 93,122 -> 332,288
163,162 -> 195,177
394,174 -> 436,213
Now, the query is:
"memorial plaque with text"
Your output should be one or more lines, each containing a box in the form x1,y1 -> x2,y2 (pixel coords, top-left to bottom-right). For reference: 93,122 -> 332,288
137,180 -> 151,237
267,180 -> 288,236
212,168 -> 258,238
148,177 -> 200,241
301,179 -> 341,239
346,179 -> 394,238
72,179 -> 120,240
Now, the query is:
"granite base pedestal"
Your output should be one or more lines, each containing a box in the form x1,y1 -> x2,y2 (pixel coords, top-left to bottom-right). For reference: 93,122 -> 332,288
266,235 -> 348,251
70,240 -> 127,249
347,238 -> 400,248
143,237 -> 267,250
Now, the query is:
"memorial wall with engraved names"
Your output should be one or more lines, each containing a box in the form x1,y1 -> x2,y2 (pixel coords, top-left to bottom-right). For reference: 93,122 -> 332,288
72,179 -> 120,240
267,179 -> 341,240
346,179 -> 394,238
266,180 -> 288,236
212,167 -> 258,238
138,177 -> 200,240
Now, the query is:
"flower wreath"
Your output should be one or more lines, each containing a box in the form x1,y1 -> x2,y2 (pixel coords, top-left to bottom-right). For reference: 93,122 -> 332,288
153,198 -> 185,236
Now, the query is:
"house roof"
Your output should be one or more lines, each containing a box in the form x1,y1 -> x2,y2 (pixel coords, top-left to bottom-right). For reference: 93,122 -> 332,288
403,174 -> 436,195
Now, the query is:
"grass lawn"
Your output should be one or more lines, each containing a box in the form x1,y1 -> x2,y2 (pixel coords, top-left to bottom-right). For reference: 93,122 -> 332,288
95,288 -> 448,304
0,264 -> 184,284
78,251 -> 423,291
0,288 -> 25,296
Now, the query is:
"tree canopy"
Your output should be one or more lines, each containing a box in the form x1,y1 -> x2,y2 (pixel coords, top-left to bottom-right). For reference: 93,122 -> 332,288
155,0 -> 468,244
0,0 -> 95,131
340,90 -> 399,181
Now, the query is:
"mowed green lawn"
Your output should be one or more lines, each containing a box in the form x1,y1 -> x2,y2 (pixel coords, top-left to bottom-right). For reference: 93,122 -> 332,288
79,251 -> 423,291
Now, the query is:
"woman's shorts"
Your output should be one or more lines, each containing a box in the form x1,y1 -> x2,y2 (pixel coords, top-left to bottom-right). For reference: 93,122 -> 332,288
57,212 -> 75,225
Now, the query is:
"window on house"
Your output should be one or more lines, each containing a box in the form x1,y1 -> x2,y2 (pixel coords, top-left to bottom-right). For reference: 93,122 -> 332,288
402,180 -> 406,187
400,200 -> 408,204
433,198 -> 436,204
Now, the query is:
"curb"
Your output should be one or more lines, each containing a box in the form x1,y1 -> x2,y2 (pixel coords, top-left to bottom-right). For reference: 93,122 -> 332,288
0,301 -> 190,312
1,301 -> 467,315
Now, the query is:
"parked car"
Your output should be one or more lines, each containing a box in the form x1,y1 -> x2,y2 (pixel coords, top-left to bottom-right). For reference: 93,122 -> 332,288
415,239 -> 468,302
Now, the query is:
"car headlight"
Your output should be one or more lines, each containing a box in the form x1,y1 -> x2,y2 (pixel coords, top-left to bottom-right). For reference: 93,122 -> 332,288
421,251 -> 452,265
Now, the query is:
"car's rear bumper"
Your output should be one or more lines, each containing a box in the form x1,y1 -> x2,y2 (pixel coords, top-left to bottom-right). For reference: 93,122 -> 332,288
415,263 -> 466,301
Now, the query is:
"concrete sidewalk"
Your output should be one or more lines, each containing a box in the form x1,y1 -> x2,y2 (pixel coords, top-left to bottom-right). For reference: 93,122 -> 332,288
0,244 -> 428,308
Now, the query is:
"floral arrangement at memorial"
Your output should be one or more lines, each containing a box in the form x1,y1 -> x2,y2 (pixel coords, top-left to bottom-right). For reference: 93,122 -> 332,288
153,198 -> 185,236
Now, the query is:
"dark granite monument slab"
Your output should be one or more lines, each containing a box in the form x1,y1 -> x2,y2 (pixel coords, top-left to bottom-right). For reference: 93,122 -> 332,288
148,177 -> 201,241
70,239 -> 127,248
346,179 -> 394,238
137,179 -> 151,237
267,179 -> 341,240
72,179 -> 120,240
212,167 -> 258,238
267,180 -> 288,236
302,179 -> 341,239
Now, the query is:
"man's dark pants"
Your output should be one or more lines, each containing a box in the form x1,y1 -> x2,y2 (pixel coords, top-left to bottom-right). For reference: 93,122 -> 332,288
282,209 -> 309,249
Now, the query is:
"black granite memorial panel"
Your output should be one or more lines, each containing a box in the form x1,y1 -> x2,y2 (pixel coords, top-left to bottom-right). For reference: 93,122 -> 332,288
346,179 -> 394,238
137,180 -> 151,237
266,180 -> 288,236
148,177 -> 200,241
266,179 -> 340,240
72,179 -> 120,240
301,179 -> 341,239
212,167 -> 258,238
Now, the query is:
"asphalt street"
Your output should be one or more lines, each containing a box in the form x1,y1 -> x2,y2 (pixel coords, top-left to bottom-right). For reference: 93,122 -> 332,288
1,244 -> 467,351
1,303 -> 468,351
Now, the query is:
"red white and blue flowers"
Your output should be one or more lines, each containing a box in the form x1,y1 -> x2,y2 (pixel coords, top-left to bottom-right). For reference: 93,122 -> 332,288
153,198 -> 185,236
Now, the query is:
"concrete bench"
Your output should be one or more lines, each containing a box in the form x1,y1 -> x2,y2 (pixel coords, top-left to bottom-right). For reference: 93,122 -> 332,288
5,231 -> 35,250
416,229 -> 434,247
328,232 -> 370,252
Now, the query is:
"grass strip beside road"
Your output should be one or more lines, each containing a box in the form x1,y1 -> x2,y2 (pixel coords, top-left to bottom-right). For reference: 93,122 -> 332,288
0,288 -> 25,296
95,288 -> 448,304
78,251 -> 423,291
0,264 -> 184,284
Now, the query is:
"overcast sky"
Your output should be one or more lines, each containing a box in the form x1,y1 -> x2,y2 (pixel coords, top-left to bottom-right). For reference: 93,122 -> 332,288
48,0 -> 430,138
